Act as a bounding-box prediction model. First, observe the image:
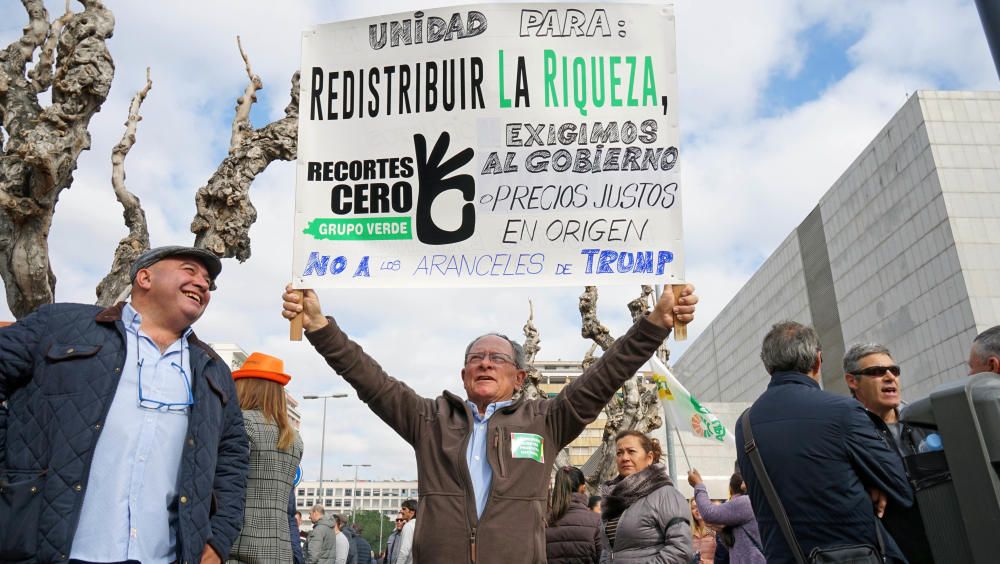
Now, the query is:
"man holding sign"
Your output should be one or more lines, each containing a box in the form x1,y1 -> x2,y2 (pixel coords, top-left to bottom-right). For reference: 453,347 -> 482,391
282,284 -> 696,563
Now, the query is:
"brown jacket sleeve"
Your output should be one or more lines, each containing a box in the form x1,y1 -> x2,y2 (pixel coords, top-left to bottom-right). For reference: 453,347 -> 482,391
306,316 -> 435,445
546,317 -> 670,448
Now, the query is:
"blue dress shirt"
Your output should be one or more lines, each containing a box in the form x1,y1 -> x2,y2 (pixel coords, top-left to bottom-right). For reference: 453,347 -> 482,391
70,304 -> 193,564
465,399 -> 513,518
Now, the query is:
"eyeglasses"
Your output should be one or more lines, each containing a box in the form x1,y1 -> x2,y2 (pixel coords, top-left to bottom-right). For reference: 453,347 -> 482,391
395,519 -> 403,523
852,365 -> 901,377
465,352 -> 515,366
137,358 -> 195,413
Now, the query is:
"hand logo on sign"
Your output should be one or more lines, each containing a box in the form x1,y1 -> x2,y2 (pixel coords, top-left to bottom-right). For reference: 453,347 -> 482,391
414,132 -> 476,245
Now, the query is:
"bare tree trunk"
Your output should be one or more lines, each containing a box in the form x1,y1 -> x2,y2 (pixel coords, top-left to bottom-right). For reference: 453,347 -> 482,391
95,68 -> 152,306
0,0 -> 114,318
581,285 -> 665,490
189,37 -> 299,261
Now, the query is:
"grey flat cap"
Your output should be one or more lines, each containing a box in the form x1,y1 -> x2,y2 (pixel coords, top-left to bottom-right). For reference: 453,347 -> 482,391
130,246 -> 221,290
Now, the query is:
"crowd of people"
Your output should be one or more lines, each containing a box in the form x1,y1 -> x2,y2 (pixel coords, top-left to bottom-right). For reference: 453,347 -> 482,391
2,244 -> 999,562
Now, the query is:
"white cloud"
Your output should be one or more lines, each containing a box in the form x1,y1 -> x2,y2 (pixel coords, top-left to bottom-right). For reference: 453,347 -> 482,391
1,0 -> 996,481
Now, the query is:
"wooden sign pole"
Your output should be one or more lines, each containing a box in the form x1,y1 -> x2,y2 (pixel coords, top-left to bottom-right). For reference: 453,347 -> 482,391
289,289 -> 304,341
671,284 -> 688,341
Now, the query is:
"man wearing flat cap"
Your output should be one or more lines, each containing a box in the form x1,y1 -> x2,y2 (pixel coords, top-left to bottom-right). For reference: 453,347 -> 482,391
0,246 -> 249,564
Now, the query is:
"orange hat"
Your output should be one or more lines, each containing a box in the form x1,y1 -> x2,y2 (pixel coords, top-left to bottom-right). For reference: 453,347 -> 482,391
232,352 -> 291,386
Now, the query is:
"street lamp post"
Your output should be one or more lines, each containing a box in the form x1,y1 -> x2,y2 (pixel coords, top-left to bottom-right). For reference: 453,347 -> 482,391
343,463 -> 371,524
303,393 -> 348,507
378,510 -> 384,555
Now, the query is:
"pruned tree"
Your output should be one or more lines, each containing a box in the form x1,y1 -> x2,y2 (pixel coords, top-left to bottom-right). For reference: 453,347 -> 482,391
516,286 -> 669,485
0,0 -> 114,318
581,285 -> 666,490
0,0 -> 300,315
95,36 -> 300,304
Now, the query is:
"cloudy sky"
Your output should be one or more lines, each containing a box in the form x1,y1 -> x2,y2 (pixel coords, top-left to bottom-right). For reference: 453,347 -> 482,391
1,0 -> 996,482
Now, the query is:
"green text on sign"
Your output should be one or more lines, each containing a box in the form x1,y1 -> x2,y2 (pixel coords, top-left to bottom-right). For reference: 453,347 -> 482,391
304,217 -> 412,241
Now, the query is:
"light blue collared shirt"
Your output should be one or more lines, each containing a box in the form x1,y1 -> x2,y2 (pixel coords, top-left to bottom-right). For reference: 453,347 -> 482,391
465,399 -> 513,518
70,303 -> 193,564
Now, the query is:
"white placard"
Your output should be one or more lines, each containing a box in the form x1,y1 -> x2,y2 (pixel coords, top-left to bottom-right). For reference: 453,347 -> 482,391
293,3 -> 682,288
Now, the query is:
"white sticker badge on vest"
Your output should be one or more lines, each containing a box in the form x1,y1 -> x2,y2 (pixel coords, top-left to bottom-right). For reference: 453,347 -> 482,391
510,432 -> 544,463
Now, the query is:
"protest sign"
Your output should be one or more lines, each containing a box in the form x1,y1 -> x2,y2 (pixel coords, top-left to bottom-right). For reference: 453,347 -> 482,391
293,3 -> 682,288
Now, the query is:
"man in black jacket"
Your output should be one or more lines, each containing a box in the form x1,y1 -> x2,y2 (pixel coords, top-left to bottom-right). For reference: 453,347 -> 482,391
843,342 -> 932,563
736,321 -> 913,563
351,523 -> 373,564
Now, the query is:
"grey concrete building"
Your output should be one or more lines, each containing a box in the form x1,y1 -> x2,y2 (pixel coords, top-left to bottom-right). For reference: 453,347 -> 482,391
676,90 -> 1000,402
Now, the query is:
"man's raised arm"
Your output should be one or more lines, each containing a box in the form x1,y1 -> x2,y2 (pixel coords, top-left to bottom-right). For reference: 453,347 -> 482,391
282,286 -> 432,446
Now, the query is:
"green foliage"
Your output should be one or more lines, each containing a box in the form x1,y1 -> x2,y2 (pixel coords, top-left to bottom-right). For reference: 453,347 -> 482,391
346,510 -> 395,557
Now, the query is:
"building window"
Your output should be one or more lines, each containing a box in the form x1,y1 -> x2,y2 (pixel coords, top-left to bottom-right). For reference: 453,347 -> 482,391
335,488 -> 344,496
363,488 -> 371,497
324,499 -> 332,507
326,488 -> 333,497
297,488 -> 305,497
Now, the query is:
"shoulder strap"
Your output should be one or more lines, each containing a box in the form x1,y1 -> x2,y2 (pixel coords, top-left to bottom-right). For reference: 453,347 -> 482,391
740,408 -> 808,564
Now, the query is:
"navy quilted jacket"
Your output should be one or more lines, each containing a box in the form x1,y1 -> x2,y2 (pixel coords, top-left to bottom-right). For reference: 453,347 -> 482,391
0,302 -> 249,563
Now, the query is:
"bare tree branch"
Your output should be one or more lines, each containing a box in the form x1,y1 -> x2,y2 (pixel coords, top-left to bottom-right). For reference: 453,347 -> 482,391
28,0 -> 71,93
14,0 -> 49,63
229,35 -> 262,153
96,68 -> 152,306
523,299 -> 540,365
515,299 -> 546,402
0,0 -> 114,318
191,58 -> 299,260
627,285 -> 655,323
579,285 -> 614,351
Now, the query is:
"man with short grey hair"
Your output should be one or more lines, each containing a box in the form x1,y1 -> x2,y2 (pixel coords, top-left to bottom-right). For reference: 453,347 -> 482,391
307,505 -> 336,564
969,325 -> 1000,374
736,321 -> 913,563
843,343 -> 932,564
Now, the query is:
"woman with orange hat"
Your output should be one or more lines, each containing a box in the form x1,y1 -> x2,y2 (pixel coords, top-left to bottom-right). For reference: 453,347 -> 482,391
227,352 -> 304,564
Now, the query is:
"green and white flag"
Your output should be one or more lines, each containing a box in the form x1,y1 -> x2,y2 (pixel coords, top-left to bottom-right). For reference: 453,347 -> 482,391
649,356 -> 733,445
